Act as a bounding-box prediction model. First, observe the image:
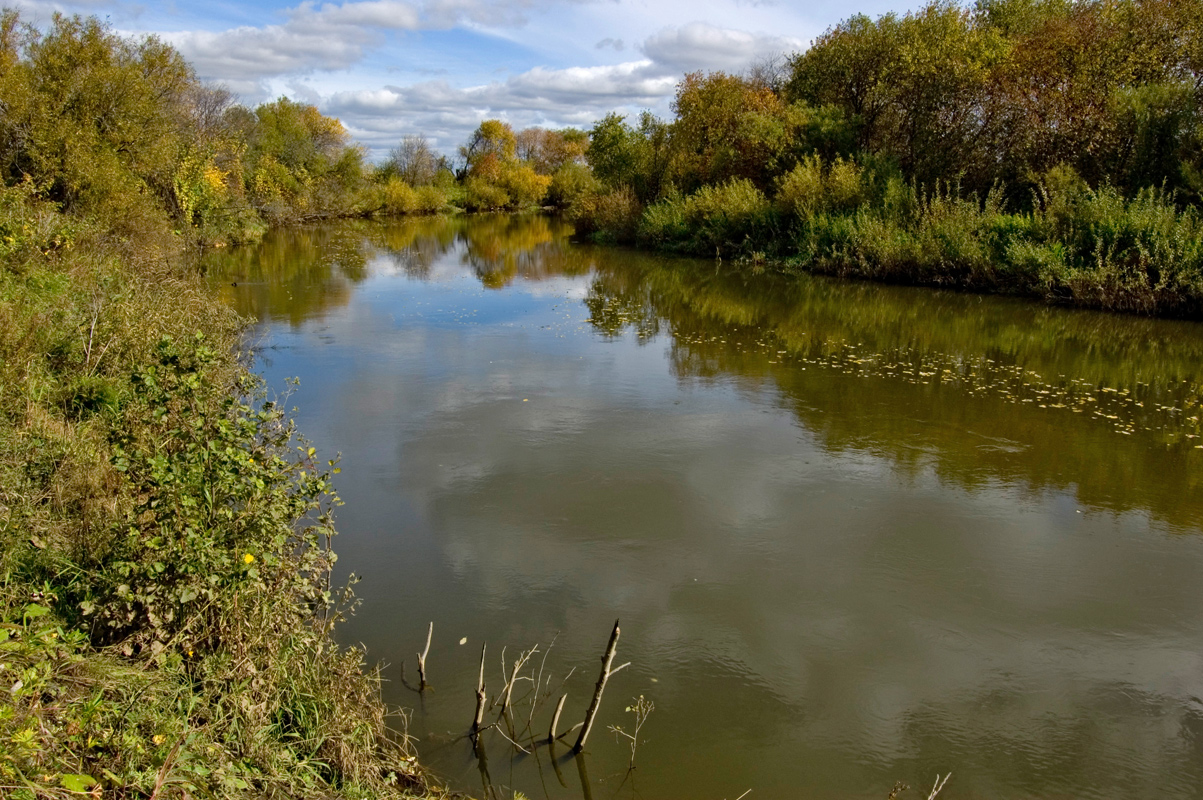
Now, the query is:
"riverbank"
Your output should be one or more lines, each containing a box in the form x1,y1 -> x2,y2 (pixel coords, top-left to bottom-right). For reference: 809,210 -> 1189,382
0,13 -> 446,797
569,175 -> 1203,319
556,0 -> 1203,319
0,174 -> 443,800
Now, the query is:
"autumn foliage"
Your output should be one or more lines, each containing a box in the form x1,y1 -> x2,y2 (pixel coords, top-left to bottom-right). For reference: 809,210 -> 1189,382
572,0 -> 1203,316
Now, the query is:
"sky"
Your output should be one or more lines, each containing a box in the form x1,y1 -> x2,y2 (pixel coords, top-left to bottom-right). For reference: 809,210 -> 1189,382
7,0 -> 922,159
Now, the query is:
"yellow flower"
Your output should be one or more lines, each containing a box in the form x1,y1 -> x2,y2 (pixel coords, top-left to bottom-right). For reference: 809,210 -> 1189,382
153,734 -> 165,745
243,553 -> 255,564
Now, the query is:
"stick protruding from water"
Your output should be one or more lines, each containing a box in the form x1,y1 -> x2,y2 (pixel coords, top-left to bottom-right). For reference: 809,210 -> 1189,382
471,642 -> 487,739
548,693 -> 567,744
573,618 -> 626,753
416,621 -> 432,691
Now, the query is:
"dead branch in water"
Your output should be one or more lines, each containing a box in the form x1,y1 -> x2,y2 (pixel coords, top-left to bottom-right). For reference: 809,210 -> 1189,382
471,642 -> 487,740
927,773 -> 951,800
573,618 -> 628,753
416,621 -> 432,690
548,693 -> 567,744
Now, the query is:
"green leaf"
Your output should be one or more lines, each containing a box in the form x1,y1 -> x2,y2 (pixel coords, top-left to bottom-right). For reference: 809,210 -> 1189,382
23,603 -> 49,619
60,773 -> 98,792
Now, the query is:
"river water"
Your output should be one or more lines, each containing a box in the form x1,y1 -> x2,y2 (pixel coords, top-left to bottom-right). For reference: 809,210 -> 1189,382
204,214 -> 1203,800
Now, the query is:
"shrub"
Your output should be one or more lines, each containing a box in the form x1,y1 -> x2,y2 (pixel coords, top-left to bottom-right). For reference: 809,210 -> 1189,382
569,185 -> 642,243
776,155 -> 864,218
500,162 -> 552,207
640,178 -> 772,255
776,155 -> 824,217
462,177 -> 510,211
382,177 -> 418,214
415,185 -> 447,213
547,163 -> 601,209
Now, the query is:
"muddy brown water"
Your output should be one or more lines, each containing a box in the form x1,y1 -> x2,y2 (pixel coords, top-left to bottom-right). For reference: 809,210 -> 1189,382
204,214 -> 1203,800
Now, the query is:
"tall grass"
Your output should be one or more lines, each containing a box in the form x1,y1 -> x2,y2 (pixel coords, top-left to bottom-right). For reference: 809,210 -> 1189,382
0,177 -> 437,799
572,168 -> 1203,317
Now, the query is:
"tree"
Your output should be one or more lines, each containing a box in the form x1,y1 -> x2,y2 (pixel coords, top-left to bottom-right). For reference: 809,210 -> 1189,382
458,120 -> 551,208
389,134 -> 438,186
0,12 -> 196,221
459,119 -> 517,179
668,71 -> 795,192
587,112 -> 669,202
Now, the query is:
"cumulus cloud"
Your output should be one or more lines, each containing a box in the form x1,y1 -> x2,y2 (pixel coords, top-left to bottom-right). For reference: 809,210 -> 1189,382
138,0 -> 813,158
640,21 -> 802,73
168,25 -> 380,95
325,59 -> 677,155
163,0 -> 570,94
319,19 -> 806,158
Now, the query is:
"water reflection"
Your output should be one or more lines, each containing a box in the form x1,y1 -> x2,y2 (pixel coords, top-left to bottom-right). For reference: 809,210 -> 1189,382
204,214 -> 1203,800
575,260 -> 1203,528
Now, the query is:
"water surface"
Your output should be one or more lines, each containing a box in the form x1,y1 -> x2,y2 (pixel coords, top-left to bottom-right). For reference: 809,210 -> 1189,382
204,215 -> 1203,800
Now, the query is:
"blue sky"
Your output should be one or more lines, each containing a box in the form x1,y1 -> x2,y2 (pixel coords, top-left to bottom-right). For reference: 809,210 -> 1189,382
9,0 -> 922,159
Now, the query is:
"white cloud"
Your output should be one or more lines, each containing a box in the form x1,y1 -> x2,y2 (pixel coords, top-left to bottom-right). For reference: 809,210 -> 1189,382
322,21 -> 803,157
163,0 -> 571,94
640,21 -> 801,73
120,0 -> 817,156
169,24 -> 380,93
291,0 -> 423,30
325,59 -> 676,155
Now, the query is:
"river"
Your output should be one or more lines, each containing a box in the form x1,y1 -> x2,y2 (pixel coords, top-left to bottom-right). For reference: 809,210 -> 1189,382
203,213 -> 1203,800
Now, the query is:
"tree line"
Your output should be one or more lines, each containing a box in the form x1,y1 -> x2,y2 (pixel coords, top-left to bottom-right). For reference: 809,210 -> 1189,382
0,11 -> 589,248
5,0 -> 1203,306
565,0 -> 1203,316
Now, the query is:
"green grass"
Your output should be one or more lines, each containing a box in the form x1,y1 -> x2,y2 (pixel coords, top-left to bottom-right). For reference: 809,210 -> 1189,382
572,174 -> 1203,317
0,181 -> 441,799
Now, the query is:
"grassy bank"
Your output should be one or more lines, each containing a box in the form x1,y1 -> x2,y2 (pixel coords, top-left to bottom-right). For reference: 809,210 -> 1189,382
0,12 -> 442,799
561,0 -> 1203,318
0,163 -> 436,800
573,169 -> 1203,317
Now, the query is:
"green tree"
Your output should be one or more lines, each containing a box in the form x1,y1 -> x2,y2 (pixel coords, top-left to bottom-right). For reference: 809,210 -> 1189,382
587,112 -> 670,202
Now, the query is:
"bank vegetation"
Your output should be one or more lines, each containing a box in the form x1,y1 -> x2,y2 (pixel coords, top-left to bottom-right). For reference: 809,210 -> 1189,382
562,0 -> 1203,317
3,0 -> 1202,795
0,10 -> 440,798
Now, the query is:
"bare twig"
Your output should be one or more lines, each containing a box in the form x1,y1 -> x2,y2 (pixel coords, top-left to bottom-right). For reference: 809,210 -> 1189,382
416,621 -> 432,690
526,633 -> 559,734
471,643 -> 487,738
556,721 -> 583,742
493,721 -> 532,754
548,693 -> 567,744
927,773 -> 951,800
573,618 -> 622,754
500,645 -> 537,717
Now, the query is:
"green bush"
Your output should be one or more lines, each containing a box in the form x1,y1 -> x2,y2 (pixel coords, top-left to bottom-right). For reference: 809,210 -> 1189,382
414,185 -> 447,213
463,177 -> 510,211
382,177 -> 418,214
569,185 -> 643,243
776,155 -> 864,218
547,163 -> 601,208
639,179 -> 773,255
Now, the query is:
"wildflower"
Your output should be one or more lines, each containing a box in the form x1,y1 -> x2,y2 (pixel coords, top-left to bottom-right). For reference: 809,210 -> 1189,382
153,734 -> 164,745
243,553 -> 255,564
